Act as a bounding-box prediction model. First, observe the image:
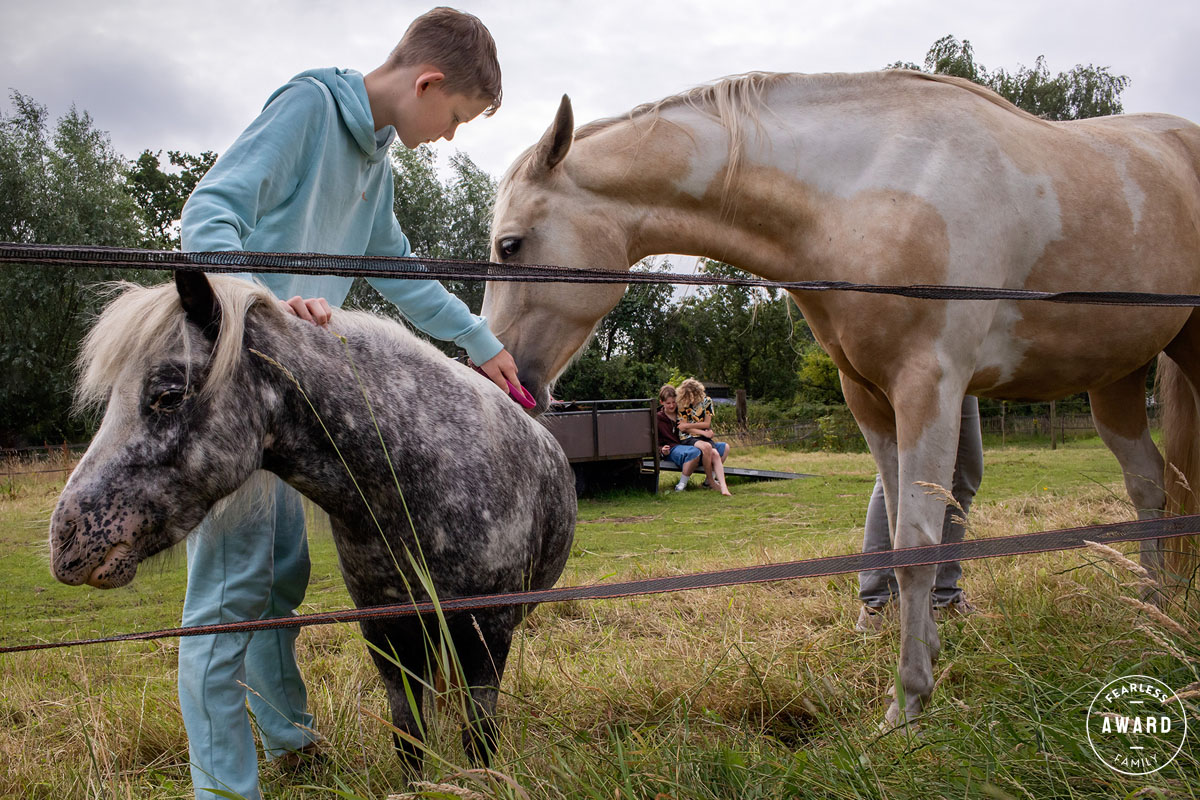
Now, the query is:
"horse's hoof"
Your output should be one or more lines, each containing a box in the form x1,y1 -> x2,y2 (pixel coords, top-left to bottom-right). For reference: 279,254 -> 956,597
880,702 -> 923,735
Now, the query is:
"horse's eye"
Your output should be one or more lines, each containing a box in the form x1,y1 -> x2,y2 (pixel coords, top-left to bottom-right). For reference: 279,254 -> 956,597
497,237 -> 522,260
149,387 -> 188,413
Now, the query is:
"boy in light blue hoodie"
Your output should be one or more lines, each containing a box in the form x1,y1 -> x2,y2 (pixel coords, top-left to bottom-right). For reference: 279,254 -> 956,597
178,9 -> 515,798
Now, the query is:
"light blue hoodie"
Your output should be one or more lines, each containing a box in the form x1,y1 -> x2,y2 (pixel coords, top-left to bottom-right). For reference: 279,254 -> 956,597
180,68 -> 502,364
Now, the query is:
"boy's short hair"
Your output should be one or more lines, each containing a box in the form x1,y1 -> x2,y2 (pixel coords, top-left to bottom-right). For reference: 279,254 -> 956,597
389,7 -> 502,116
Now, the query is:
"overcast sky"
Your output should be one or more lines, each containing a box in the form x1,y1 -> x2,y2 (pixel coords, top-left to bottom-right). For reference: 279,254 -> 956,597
3,0 -> 1197,183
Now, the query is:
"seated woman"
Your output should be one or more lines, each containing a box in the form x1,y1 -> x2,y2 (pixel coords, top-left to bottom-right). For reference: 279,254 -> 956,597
671,379 -> 733,496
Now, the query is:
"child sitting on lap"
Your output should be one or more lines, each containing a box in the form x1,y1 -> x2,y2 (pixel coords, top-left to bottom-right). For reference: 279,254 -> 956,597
675,378 -> 732,496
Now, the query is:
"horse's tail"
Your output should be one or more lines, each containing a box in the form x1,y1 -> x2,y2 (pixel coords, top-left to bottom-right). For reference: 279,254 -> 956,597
1156,354 -> 1200,585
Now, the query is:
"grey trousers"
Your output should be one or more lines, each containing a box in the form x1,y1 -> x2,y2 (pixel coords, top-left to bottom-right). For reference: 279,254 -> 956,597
858,395 -> 983,608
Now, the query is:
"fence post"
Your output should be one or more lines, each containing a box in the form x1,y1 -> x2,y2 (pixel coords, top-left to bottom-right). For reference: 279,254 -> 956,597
1001,401 -> 1006,447
736,389 -> 747,431
1050,401 -> 1057,450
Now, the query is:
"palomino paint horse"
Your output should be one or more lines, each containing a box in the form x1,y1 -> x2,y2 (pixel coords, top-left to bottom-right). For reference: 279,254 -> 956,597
482,70 -> 1200,726
48,272 -> 576,765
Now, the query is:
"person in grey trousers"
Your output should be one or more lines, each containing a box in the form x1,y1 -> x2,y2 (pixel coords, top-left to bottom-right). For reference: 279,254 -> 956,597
856,396 -> 982,631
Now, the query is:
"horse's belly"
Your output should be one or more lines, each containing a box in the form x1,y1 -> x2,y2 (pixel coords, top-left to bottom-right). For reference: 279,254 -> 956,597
972,304 -> 1189,398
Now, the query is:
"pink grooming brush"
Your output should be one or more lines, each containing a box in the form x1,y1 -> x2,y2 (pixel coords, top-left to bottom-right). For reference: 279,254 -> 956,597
473,365 -> 537,408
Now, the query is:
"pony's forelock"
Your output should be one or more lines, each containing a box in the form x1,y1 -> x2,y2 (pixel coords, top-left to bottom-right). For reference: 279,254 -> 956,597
75,277 -> 275,412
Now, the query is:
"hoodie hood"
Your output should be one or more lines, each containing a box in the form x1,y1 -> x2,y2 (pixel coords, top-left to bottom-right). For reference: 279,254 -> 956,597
268,68 -> 394,162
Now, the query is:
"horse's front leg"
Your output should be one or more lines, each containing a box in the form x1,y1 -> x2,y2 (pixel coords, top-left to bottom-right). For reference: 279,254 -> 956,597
840,373 -> 900,538
1088,366 -> 1167,601
846,372 -> 962,727
890,382 -> 965,726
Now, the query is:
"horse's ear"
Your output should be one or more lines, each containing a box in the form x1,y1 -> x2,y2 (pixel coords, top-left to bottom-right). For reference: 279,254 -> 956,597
532,94 -> 573,174
175,270 -> 221,340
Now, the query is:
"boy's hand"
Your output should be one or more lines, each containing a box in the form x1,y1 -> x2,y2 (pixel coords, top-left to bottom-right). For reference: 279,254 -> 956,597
477,348 -> 520,391
280,296 -> 333,327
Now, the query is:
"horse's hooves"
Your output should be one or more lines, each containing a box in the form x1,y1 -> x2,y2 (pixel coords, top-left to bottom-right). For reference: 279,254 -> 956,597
881,697 -> 927,734
880,706 -> 923,735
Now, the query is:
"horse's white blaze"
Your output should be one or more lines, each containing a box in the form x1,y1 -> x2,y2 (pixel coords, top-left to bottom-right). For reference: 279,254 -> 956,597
64,381 -> 140,492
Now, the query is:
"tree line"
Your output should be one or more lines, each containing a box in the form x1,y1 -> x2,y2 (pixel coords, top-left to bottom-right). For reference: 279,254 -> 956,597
0,37 -> 1128,445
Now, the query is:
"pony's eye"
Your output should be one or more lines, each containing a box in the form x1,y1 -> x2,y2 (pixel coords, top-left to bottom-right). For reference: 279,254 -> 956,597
149,387 -> 188,413
497,237 -> 522,259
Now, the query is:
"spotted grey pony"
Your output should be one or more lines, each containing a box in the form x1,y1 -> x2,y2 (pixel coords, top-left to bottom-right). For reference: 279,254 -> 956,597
48,271 -> 576,767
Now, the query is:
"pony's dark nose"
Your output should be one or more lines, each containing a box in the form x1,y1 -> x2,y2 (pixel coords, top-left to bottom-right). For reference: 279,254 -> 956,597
84,542 -> 137,589
48,508 -> 88,586
48,494 -> 141,588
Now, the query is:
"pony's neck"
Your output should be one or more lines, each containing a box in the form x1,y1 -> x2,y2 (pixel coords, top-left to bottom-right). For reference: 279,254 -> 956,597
252,314 -> 403,516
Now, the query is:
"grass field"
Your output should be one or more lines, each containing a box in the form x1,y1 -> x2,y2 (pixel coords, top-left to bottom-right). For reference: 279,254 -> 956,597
1,438 -> 1197,799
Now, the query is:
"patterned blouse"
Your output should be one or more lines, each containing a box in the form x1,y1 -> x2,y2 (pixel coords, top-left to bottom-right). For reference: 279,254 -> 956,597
679,395 -> 714,427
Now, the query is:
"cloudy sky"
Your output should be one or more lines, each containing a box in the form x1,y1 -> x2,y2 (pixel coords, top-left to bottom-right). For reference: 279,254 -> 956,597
3,0 -> 1197,182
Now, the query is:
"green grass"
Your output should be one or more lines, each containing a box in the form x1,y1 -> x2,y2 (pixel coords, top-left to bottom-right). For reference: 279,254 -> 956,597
2,438 -> 1198,798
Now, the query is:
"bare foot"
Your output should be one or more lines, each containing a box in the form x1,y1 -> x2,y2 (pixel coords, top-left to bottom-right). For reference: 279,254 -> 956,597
719,485 -> 732,496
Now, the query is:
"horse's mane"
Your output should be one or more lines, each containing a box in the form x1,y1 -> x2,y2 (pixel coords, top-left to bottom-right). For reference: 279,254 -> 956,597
901,70 -> 1049,124
76,277 -> 275,412
505,69 -> 1044,186
573,71 -> 793,142
502,71 -> 793,187
574,69 -> 1038,139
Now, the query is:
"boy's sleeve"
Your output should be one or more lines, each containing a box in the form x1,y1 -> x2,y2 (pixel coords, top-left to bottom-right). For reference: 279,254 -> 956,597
364,204 -> 503,366
180,82 -> 326,253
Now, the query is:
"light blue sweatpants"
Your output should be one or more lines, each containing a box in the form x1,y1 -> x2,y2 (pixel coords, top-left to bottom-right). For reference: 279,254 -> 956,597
179,477 -> 319,800
858,396 -> 983,608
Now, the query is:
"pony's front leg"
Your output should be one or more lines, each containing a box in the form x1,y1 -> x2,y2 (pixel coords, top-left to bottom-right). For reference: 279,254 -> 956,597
446,610 -> 517,765
359,617 -> 433,774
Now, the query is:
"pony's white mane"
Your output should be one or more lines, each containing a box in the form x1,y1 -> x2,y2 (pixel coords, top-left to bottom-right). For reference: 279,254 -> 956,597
76,276 -> 446,413
76,276 -> 275,411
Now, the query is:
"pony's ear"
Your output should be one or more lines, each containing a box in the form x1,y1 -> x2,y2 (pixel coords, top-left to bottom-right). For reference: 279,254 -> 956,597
532,94 -> 574,174
174,270 -> 221,340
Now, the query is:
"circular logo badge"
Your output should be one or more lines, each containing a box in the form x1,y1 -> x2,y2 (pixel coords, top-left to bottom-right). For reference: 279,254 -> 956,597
1087,675 -> 1188,775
